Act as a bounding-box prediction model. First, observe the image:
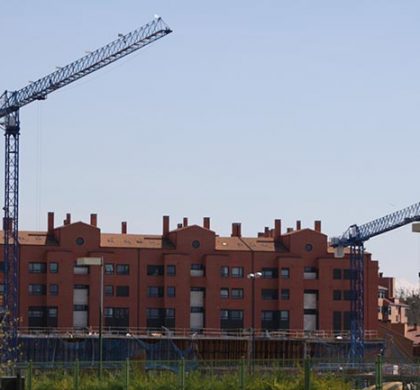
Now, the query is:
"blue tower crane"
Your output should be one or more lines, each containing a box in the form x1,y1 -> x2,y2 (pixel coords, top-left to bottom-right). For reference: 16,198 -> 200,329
0,16 -> 172,365
331,201 -> 420,362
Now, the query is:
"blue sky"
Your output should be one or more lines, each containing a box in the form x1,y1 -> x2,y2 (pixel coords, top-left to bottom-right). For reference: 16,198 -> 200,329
1,1 -> 420,286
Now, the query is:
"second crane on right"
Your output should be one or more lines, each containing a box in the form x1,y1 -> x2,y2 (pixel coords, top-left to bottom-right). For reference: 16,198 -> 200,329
330,201 -> 420,362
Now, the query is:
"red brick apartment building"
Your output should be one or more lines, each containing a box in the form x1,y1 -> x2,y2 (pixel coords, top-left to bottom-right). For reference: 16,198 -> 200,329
0,213 -> 379,334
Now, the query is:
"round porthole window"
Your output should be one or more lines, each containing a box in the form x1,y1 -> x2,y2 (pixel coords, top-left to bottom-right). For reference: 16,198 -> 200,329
76,237 -> 85,246
192,240 -> 200,249
305,243 -> 313,252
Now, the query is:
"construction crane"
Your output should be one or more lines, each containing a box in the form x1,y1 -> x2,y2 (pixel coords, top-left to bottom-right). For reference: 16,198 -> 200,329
0,16 -> 172,364
331,201 -> 420,362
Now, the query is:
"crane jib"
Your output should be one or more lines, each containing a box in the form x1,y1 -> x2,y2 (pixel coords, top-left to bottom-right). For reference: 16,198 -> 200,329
331,200 -> 420,247
0,19 -> 172,120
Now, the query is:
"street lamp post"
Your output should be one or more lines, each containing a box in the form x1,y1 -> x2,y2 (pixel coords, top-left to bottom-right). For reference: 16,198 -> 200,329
77,256 -> 104,379
247,271 -> 262,374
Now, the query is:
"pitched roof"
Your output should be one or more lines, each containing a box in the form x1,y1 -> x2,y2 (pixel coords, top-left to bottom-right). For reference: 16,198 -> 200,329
0,231 -> 49,246
101,233 -> 163,248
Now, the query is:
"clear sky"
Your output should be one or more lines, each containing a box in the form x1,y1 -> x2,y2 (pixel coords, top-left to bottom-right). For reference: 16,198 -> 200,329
1,1 -> 420,287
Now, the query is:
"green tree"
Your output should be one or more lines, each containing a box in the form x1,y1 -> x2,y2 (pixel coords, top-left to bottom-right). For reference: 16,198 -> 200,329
396,288 -> 420,325
0,310 -> 21,375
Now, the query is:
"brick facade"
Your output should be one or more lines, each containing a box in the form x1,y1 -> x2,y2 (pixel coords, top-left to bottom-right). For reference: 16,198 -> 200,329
0,213 -> 379,333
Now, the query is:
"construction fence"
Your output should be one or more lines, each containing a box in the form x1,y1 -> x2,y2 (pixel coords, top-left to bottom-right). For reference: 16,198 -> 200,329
14,357 -> 420,390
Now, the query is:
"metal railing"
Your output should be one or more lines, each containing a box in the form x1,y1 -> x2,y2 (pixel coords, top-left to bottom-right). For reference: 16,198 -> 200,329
15,357 -> 420,390
17,327 -> 379,340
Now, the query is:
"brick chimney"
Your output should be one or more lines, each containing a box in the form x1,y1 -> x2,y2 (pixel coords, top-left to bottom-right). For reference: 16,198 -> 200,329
287,227 -> 293,233
203,217 -> 210,229
90,213 -> 97,227
177,223 -> 183,229
64,213 -> 71,226
264,227 -> 269,237
296,220 -> 301,230
121,221 -> 127,234
274,219 -> 282,241
183,217 -> 188,227
314,220 -> 321,232
48,212 -> 54,234
231,222 -> 242,237
163,216 -> 170,236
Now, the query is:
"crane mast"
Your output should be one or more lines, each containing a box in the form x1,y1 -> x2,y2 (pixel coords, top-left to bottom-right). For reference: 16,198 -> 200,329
0,16 -> 172,366
331,201 -> 420,362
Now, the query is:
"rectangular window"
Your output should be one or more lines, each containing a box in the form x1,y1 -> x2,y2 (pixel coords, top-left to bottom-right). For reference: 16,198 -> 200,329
48,307 -> 58,318
304,266 -> 318,280
49,262 -> 58,273
166,264 -> 176,276
190,307 -> 204,313
49,284 -> 59,296
343,290 -> 355,301
167,286 -> 176,297
280,289 -> 290,300
220,309 -> 244,328
190,264 -> 205,277
28,284 -> 46,296
280,310 -> 289,321
343,269 -> 356,280
105,285 -> 114,296
73,264 -> 89,275
231,288 -> 244,299
281,310 -> 290,327
74,284 -> 89,290
28,305 -> 57,327
104,307 -> 129,328
0,262 -> 4,273
333,290 -> 342,300
333,311 -> 342,331
116,285 -> 129,297
0,283 -> 4,294
146,308 -> 175,329
147,265 -> 164,276
28,308 -> 44,318
146,308 -> 160,319
261,311 -> 274,321
73,304 -> 88,311
262,289 -> 278,300
116,264 -> 129,275
220,266 -> 229,278
220,288 -> 229,299
147,286 -> 164,298
230,310 -> 243,320
280,267 -> 289,279
220,309 -> 229,320
343,311 -> 352,330
105,263 -> 114,275
333,269 -> 342,280
231,267 -> 244,278
261,268 -> 278,279
29,262 -> 46,273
